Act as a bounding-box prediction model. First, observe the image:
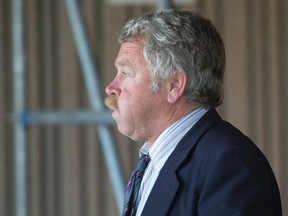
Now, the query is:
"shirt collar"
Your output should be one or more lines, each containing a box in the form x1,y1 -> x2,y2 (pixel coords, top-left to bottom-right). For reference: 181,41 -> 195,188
139,107 -> 208,170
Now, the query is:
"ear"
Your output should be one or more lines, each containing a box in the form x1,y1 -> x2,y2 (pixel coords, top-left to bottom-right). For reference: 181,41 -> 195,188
167,71 -> 187,104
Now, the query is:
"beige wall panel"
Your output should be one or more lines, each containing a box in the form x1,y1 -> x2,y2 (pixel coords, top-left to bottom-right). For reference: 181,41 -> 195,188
0,0 -> 287,215
266,0 -> 282,180
248,0 -> 266,150
222,0 -> 250,134
0,1 -> 6,215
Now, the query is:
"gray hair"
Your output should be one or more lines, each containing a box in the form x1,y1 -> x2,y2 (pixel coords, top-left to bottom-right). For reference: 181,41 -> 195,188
118,9 -> 226,108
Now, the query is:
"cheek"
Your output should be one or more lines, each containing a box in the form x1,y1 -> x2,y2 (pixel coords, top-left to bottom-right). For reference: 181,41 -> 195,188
118,89 -> 148,117
116,89 -> 138,116
120,85 -> 144,102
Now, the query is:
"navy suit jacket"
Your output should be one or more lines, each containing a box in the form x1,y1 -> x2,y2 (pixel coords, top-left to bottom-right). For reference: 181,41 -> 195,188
141,109 -> 282,216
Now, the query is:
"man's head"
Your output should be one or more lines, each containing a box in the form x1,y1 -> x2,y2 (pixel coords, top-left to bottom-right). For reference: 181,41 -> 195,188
105,10 -> 226,144
118,9 -> 225,108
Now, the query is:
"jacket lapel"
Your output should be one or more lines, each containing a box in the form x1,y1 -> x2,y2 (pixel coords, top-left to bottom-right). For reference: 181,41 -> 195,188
141,109 -> 222,216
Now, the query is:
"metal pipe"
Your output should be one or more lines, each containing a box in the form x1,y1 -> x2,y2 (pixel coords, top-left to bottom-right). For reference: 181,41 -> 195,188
157,0 -> 173,9
64,0 -> 125,213
12,0 -> 27,215
13,110 -> 115,125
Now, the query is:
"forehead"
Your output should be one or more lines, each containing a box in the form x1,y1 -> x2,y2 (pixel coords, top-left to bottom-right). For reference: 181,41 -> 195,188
114,40 -> 146,68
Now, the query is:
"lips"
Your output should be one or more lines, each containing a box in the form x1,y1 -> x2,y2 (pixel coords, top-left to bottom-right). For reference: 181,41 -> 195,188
105,95 -> 118,111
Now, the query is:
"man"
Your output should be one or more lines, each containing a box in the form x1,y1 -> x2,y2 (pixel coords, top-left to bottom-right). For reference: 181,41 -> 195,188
105,9 -> 282,216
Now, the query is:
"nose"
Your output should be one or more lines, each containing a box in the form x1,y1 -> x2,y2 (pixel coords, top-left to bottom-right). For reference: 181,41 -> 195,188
105,77 -> 120,97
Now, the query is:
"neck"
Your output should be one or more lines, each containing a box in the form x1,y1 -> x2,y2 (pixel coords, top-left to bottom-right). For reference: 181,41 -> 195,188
145,102 -> 200,146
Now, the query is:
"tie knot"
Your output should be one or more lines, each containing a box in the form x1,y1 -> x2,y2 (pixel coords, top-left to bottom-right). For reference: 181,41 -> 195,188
135,154 -> 150,174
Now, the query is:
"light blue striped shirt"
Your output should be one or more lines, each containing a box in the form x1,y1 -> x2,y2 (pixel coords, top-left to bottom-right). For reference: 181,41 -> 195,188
136,107 -> 208,216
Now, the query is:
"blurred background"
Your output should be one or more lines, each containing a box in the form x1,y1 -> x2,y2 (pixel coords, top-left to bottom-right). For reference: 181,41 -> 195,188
0,0 -> 287,215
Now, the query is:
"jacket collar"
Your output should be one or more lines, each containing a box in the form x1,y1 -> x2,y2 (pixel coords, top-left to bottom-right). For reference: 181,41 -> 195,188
141,109 -> 222,216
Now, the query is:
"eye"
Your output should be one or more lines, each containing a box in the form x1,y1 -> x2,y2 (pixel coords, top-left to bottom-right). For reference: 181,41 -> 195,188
121,71 -> 130,77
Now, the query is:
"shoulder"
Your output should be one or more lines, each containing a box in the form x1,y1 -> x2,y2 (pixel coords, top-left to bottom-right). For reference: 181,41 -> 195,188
191,114 -> 269,171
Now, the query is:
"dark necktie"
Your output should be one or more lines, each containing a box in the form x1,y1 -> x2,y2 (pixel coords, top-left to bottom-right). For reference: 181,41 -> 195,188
122,154 -> 151,216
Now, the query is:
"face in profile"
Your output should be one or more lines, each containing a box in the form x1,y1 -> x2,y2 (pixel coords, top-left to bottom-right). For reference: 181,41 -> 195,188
105,39 -> 169,144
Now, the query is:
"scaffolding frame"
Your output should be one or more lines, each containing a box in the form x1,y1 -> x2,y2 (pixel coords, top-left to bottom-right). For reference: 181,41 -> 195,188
12,0 -> 173,216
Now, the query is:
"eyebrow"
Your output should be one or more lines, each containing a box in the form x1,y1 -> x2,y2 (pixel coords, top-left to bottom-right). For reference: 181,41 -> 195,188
115,60 -> 135,70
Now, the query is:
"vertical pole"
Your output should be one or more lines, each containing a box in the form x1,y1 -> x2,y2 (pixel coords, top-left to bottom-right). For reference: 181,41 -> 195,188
157,0 -> 173,9
64,0 -> 125,213
12,0 -> 27,216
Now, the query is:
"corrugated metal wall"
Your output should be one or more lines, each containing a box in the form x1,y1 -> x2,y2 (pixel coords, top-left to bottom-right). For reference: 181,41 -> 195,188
0,0 -> 287,215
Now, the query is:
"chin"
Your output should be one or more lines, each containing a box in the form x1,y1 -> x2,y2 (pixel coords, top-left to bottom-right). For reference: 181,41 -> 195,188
117,125 -> 134,140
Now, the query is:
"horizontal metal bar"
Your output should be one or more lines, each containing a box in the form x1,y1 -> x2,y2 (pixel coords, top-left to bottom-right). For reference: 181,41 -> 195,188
10,110 -> 115,125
